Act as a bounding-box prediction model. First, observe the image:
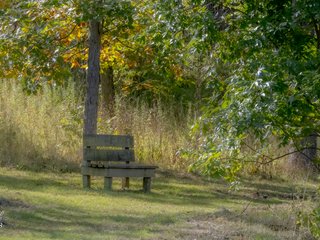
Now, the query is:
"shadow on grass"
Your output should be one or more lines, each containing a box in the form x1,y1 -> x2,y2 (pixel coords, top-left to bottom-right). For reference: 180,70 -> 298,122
1,170 -> 317,239
0,172 -> 292,210
240,179 -> 318,201
0,174 -> 67,192
108,175 -> 290,206
6,200 -> 183,239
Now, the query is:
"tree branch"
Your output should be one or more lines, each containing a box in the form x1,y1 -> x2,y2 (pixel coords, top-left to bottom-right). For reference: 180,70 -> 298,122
241,140 -> 319,166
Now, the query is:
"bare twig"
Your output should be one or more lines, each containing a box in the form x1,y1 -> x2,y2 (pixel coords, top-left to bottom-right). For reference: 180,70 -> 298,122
241,138 -> 319,165
237,201 -> 252,217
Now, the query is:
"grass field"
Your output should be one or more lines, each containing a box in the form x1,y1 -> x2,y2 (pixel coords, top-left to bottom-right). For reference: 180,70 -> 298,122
0,167 -> 318,240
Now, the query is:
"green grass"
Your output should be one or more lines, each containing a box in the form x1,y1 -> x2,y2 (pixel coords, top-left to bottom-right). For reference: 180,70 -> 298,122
0,168 -> 318,240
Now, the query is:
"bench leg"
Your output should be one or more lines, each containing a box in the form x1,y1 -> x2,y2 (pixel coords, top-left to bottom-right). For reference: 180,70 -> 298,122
122,177 -> 130,190
104,177 -> 113,191
83,175 -> 91,189
143,177 -> 151,193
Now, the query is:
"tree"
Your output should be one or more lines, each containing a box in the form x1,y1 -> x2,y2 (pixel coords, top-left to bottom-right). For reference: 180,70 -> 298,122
0,0 -> 216,135
80,0 -> 216,133
191,0 -> 320,180
83,20 -> 101,135
101,66 -> 115,118
0,0 -> 87,92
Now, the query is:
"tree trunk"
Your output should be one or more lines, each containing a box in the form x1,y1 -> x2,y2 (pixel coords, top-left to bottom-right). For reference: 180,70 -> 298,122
289,133 -> 318,172
101,66 -> 115,118
83,20 -> 101,135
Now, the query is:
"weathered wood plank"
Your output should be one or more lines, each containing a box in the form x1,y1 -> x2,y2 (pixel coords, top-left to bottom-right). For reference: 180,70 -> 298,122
84,134 -> 134,148
143,177 -> 151,193
81,167 -> 156,177
85,149 -> 135,162
104,163 -> 157,169
82,175 -> 91,188
86,163 -> 158,169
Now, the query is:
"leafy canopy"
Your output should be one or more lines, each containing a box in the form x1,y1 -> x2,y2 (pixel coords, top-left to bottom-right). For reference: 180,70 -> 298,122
0,0 -> 215,102
191,0 -> 320,181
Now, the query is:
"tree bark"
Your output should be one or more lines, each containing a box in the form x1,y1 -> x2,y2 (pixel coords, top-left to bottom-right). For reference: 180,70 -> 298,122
101,66 -> 115,118
83,20 -> 101,135
289,134 -> 318,172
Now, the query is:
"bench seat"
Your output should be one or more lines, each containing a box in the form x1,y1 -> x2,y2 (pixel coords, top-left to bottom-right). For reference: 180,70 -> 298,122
81,164 -> 157,177
86,163 -> 158,169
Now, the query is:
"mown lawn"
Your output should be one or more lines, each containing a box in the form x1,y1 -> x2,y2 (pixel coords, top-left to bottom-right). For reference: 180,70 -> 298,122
0,168 -> 318,240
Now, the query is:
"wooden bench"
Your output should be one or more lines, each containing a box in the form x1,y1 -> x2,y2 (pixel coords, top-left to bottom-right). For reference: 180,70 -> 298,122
81,134 -> 157,192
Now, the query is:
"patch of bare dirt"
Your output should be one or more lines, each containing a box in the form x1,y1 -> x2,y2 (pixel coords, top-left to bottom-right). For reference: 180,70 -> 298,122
176,209 -> 246,240
173,206 -> 314,240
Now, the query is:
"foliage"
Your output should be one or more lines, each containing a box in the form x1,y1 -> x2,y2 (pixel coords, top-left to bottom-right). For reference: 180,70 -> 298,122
0,0 -> 215,107
308,206 -> 320,238
298,187 -> 320,239
0,0 -> 318,177
0,0 -> 83,92
0,0 -> 135,93
111,0 -> 217,105
190,0 -> 320,181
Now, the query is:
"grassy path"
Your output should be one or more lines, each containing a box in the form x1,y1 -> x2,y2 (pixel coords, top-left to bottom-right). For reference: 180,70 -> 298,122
0,168 -> 317,239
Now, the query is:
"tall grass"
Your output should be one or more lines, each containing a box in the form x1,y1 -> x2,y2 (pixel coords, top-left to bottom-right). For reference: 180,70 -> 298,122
240,134 -> 319,180
0,80 -> 83,171
3,79 -> 308,177
99,97 -> 194,170
0,80 -> 192,172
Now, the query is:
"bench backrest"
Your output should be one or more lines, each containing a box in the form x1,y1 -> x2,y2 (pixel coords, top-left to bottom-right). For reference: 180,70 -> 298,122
83,134 -> 135,163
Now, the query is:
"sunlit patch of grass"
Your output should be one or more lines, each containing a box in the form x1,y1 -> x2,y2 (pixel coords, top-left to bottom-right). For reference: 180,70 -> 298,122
0,167 -> 318,239
0,168 -> 219,240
